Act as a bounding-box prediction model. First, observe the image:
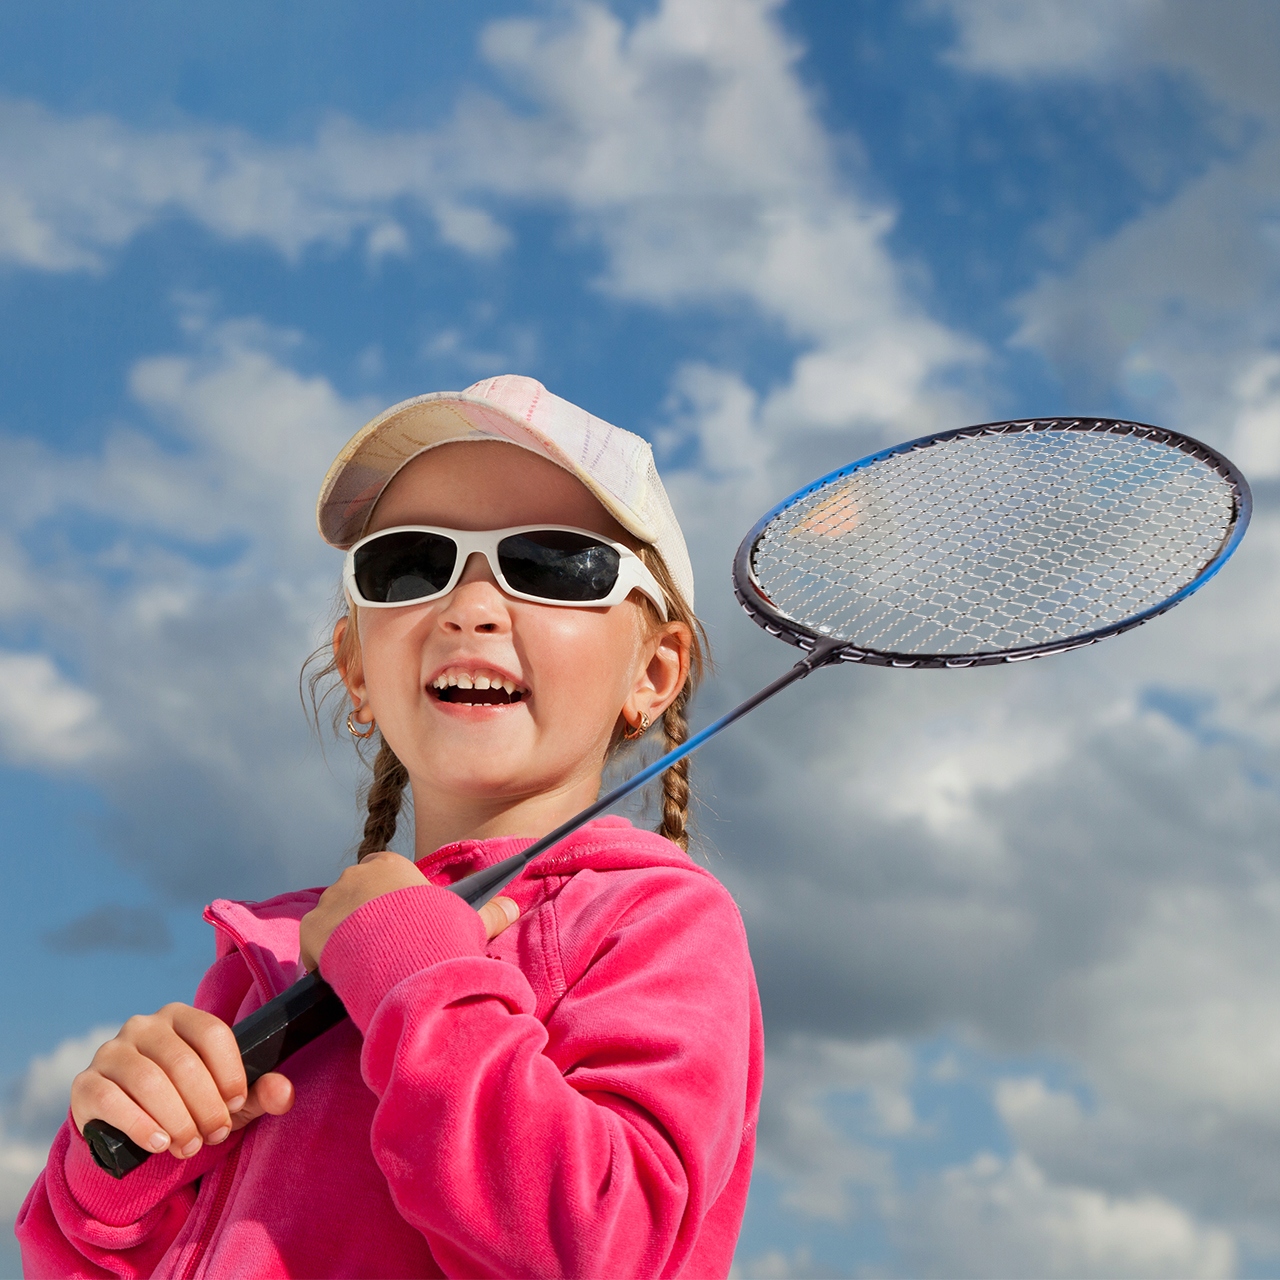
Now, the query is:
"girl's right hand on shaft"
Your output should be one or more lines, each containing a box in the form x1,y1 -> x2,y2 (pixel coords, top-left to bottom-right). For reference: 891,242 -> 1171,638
70,1004 -> 295,1160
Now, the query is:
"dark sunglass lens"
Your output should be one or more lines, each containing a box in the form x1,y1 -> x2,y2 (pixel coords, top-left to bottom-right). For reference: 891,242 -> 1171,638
353,532 -> 457,603
498,532 -> 621,602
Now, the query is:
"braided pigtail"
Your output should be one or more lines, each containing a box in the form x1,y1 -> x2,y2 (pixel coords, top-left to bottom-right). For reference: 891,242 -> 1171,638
358,735 -> 409,859
657,683 -> 692,850
626,546 -> 711,853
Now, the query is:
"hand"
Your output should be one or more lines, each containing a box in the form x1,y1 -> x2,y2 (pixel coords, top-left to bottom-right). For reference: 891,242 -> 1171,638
71,1004 -> 294,1160
298,850 -> 519,971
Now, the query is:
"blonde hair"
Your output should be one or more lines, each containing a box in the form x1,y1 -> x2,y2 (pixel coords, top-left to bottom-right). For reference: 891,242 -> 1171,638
304,545 -> 709,856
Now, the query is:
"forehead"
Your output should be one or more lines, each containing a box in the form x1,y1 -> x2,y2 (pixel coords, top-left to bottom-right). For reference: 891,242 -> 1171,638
367,440 -> 632,542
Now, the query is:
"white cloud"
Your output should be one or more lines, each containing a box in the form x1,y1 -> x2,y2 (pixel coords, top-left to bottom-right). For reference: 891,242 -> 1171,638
445,7 -> 1280,1265
0,1 -> 982,445
756,1037 -> 915,1223
0,1131 -> 44,1245
0,100 -> 507,272
1,1025 -> 117,1224
897,1151 -> 1235,1279
5,1 -> 1280,1272
469,0 -> 982,435
8,1025 -> 118,1136
732,1246 -> 841,1279
1229,352 -> 1280,479
0,652 -> 113,766
0,0 -> 984,905
0,314 -> 375,899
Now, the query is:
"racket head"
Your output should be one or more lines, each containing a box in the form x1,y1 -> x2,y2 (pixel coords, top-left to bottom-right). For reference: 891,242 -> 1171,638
733,418 -> 1251,669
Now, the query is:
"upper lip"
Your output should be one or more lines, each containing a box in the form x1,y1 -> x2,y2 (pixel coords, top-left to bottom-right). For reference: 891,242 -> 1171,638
426,660 -> 529,694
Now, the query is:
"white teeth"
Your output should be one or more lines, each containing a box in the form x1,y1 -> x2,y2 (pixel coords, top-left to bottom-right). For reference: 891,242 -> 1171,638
432,667 -> 524,696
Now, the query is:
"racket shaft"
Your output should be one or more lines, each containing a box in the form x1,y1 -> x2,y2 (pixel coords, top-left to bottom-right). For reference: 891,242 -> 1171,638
83,640 -> 841,1177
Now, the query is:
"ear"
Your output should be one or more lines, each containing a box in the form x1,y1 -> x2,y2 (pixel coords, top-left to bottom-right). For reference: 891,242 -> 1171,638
333,616 -> 368,711
622,622 -> 692,728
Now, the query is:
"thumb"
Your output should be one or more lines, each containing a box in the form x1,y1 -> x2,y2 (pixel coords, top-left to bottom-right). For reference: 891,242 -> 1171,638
230,1072 -> 295,1130
478,896 -> 520,941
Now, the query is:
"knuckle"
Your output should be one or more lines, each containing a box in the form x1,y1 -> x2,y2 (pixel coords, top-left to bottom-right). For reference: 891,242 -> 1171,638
199,1018 -> 237,1054
72,1070 -> 110,1108
168,1050 -> 207,1082
131,1054 -> 170,1093
89,1041 -> 115,1069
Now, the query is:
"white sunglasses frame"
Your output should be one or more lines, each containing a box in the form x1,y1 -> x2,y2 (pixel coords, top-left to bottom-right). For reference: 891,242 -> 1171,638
343,524 -> 668,620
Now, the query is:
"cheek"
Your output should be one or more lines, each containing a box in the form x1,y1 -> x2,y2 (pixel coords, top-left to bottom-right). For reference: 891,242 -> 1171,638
525,609 -> 641,722
354,613 -> 428,702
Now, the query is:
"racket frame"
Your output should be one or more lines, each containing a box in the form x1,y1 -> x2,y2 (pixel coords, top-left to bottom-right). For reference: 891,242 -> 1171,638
734,417 -> 1252,669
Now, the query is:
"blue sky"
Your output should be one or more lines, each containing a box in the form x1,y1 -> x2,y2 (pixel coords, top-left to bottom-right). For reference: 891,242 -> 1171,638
2,3 -> 1280,1276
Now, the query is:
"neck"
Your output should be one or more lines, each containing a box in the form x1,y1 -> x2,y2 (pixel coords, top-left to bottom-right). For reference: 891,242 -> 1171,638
409,771 -> 607,860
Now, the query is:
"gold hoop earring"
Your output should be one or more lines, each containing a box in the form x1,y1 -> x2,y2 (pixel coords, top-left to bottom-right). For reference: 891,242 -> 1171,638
346,712 -> 376,740
623,712 -> 651,742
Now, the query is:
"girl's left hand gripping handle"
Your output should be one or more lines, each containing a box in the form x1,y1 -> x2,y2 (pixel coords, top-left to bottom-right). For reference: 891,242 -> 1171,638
82,973 -> 348,1178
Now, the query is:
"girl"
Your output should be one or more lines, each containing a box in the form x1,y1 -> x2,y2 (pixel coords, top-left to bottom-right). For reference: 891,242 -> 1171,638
17,375 -> 763,1279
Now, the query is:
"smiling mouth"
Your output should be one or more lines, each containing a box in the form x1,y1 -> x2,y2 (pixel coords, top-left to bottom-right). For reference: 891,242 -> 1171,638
431,667 -> 527,706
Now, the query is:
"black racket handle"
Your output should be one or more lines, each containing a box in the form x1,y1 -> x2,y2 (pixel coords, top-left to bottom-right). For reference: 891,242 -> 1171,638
85,639 -> 843,1177
84,970 -> 349,1177
81,855 -> 525,1178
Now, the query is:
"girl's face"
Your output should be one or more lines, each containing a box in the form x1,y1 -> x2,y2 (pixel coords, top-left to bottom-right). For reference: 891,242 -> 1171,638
337,441 -> 690,843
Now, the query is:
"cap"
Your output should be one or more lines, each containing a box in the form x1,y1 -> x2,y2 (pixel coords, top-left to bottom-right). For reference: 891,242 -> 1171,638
317,375 -> 695,607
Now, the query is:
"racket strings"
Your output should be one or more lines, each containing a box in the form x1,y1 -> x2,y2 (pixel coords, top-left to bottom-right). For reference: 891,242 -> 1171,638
751,429 -> 1235,657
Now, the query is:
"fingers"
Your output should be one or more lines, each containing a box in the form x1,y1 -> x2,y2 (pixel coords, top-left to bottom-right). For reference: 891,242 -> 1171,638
478,896 -> 520,941
229,1073 -> 295,1131
75,1039 -> 206,1158
168,1004 -> 248,1111
70,1004 -> 249,1161
302,853 -> 430,971
71,1068 -> 175,1156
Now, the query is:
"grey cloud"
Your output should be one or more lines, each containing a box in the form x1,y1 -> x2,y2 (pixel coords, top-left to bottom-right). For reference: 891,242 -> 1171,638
3,0 -> 1279,1272
43,904 -> 172,954
931,0 -> 1161,81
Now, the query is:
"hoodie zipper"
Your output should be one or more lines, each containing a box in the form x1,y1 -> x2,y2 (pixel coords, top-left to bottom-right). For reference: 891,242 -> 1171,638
178,1138 -> 243,1280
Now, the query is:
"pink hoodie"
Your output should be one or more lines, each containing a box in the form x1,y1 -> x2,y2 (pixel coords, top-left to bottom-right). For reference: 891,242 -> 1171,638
16,817 -> 763,1279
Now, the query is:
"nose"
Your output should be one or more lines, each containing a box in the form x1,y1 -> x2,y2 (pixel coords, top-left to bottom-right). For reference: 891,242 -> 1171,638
436,551 -> 511,635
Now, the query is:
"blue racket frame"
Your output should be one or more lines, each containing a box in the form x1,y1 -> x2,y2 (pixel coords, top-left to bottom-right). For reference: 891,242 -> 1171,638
734,417 -> 1252,669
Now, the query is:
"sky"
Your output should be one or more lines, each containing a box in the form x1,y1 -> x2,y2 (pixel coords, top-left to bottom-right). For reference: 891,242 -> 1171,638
1,1 -> 1279,1276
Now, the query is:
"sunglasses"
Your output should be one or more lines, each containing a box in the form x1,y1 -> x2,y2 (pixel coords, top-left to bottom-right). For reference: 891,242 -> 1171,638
344,525 -> 668,620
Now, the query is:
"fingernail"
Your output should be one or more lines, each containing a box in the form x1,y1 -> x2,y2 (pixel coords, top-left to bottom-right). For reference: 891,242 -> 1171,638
227,1095 -> 246,1113
147,1132 -> 170,1152
208,1126 -> 231,1145
179,1137 -> 202,1158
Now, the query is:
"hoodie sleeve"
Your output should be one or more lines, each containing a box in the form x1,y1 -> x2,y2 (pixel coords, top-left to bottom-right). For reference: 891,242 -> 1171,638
319,869 -> 756,1280
14,952 -> 254,1279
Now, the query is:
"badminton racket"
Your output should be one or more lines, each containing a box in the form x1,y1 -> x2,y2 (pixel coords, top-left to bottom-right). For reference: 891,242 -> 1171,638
85,416 -> 1250,1176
